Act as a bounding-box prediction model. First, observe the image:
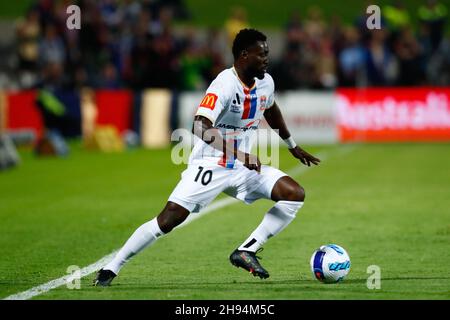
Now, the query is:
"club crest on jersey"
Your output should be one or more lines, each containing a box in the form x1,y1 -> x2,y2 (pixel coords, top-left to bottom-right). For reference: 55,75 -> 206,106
199,93 -> 218,110
259,95 -> 267,110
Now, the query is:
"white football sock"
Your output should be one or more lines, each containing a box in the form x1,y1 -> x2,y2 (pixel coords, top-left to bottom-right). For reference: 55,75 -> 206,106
103,218 -> 164,275
238,201 -> 304,252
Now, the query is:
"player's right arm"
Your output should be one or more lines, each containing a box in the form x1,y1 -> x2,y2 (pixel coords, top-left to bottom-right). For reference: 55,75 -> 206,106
193,74 -> 260,172
192,115 -> 261,172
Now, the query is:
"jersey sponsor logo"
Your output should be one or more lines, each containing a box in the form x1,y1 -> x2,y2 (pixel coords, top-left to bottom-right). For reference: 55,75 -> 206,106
199,93 -> 218,110
230,104 -> 241,113
216,121 -> 259,133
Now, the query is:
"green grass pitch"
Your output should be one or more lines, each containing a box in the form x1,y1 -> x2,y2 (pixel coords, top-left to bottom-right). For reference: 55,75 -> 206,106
0,142 -> 449,300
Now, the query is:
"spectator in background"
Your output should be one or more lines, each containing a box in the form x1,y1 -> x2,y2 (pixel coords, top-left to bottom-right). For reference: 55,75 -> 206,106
271,44 -> 304,91
178,27 -> 210,90
34,0 -> 55,28
329,14 -> 346,56
128,10 -> 153,89
354,1 -> 386,46
338,26 -> 366,87
53,0 -> 82,88
418,0 -> 448,52
34,2 -> 74,91
285,10 -> 305,50
16,9 -> 41,73
270,10 -> 305,90
301,6 -> 330,88
39,61 -> 69,91
161,0 -> 191,21
427,35 -> 450,85
303,6 -> 326,45
393,26 -> 425,86
417,17 -> 434,61
315,33 -> 337,89
365,28 -> 398,86
38,23 -> 66,67
78,0 -> 103,84
225,6 -> 249,47
382,0 -> 412,51
99,0 -> 122,30
97,62 -> 122,89
122,0 -> 142,26
204,28 -> 226,83
146,25 -> 179,89
151,6 -> 174,37
275,6 -> 336,89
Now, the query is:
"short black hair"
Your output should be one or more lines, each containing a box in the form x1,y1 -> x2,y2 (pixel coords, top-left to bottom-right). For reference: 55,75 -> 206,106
232,28 -> 267,60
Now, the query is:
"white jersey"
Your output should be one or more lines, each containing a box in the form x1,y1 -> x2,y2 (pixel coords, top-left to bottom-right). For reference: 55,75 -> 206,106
191,67 -> 275,168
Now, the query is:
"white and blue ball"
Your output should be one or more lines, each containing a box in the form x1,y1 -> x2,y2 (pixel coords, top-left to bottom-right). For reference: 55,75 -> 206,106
310,244 -> 351,283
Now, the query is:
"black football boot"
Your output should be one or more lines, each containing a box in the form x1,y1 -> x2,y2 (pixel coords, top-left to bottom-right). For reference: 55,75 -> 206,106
229,248 -> 270,279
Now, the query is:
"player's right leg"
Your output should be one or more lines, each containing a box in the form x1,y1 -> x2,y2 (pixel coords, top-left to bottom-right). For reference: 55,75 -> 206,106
94,202 -> 189,286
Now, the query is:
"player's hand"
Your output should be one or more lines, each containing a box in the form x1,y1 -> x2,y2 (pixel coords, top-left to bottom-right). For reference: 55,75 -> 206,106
289,146 -> 321,167
238,151 -> 261,173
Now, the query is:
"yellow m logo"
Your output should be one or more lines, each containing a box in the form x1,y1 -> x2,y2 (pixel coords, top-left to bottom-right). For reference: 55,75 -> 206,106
199,93 -> 218,110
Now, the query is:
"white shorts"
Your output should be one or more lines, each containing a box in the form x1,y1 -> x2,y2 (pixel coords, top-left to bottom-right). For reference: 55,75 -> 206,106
168,160 -> 287,213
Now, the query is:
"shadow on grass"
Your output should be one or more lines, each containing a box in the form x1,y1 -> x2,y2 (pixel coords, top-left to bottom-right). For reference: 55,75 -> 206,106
91,275 -> 450,292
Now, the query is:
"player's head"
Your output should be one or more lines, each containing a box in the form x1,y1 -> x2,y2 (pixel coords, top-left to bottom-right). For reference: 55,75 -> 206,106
232,28 -> 269,80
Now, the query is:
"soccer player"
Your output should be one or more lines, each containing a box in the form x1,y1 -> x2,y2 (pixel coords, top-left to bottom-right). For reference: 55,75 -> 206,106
94,28 -> 320,286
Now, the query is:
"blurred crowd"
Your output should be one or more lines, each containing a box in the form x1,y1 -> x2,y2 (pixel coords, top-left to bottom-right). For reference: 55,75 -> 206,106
272,0 -> 449,89
13,0 -> 225,91
8,0 -> 450,91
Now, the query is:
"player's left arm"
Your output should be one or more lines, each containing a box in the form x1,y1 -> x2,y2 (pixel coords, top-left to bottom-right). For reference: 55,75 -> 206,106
264,101 -> 320,166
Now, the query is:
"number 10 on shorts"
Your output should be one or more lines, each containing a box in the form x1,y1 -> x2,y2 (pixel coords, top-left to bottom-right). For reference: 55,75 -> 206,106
194,166 -> 213,186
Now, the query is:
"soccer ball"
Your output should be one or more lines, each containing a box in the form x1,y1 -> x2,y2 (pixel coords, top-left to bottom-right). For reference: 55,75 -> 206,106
310,244 -> 351,283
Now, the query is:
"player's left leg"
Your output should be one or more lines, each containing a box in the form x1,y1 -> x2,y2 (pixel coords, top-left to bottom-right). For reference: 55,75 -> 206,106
229,167 -> 305,278
237,175 -> 304,252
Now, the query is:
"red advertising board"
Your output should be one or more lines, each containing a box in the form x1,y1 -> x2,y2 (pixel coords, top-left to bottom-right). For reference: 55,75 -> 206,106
95,90 -> 133,134
337,88 -> 450,142
6,90 -> 44,139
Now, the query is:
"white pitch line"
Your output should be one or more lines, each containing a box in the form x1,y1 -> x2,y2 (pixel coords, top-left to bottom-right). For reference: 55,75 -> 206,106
2,197 -> 238,301
3,145 -> 355,300
3,252 -> 118,300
